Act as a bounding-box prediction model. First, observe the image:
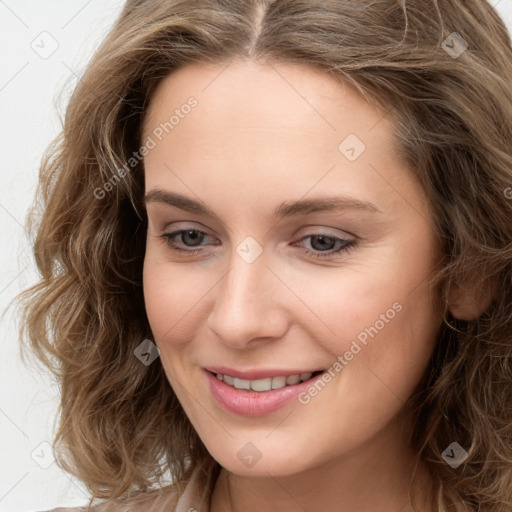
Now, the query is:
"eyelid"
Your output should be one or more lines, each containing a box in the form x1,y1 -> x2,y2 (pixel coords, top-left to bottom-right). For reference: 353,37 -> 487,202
162,218 -> 354,235
294,225 -> 356,239
159,224 -> 358,261
160,224 -> 355,245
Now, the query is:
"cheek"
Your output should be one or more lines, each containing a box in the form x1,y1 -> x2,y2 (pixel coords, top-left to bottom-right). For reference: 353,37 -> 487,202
142,252 -> 196,343
142,250 -> 219,355
288,241 -> 441,381
142,255 -> 199,389
143,257 -> 173,340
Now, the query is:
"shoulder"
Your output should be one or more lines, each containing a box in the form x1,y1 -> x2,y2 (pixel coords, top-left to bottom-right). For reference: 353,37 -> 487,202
38,486 -> 181,512
37,494 -> 178,511
38,460 -> 218,512
38,509 -> 88,512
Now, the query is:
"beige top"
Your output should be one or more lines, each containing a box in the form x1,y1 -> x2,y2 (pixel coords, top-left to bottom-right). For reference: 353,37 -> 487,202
39,462 -> 474,512
42,462 -> 217,512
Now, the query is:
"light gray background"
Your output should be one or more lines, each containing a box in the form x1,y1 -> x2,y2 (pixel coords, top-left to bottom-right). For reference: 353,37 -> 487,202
1,1 -> 511,511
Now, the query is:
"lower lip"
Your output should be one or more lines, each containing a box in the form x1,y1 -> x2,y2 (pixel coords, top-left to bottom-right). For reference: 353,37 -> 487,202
205,369 -> 325,417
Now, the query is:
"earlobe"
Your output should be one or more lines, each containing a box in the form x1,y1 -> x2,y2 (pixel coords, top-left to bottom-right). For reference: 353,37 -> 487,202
447,275 -> 498,321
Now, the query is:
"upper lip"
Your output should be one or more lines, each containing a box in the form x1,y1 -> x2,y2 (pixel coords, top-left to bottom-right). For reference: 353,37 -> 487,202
204,366 -> 324,380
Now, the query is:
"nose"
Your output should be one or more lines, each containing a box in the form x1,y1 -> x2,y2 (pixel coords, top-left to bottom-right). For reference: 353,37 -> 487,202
206,248 -> 290,349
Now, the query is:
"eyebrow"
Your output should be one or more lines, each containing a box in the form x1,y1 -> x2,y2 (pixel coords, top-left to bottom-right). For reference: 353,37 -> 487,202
144,189 -> 382,219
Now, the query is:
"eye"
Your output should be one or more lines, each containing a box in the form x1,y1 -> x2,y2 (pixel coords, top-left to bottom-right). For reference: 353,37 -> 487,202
294,233 -> 357,259
158,228 -> 357,260
160,229 -> 216,254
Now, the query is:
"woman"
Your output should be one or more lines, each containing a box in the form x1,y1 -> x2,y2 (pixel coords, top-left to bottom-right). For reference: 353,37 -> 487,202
19,0 -> 512,510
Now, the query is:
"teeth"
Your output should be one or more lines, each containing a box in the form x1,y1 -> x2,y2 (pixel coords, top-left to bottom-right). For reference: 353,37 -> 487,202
286,374 -> 300,385
216,371 -> 317,392
233,377 -> 251,390
250,378 -> 272,392
271,376 -> 286,389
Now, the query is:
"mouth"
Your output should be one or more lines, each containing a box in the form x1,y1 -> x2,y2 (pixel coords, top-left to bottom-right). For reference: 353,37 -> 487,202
207,369 -> 325,392
204,368 -> 328,417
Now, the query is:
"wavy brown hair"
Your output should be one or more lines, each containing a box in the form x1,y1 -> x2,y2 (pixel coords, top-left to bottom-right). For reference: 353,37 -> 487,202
17,0 -> 512,510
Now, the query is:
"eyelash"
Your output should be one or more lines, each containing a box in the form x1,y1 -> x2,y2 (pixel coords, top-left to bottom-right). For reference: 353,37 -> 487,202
159,229 -> 357,260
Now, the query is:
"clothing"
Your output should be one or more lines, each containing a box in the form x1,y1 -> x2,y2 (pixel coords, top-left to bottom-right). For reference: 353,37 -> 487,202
40,461 -> 218,512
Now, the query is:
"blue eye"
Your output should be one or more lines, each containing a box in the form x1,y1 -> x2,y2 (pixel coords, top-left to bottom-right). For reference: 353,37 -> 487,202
160,229 -> 215,255
159,230 -> 357,259
295,234 -> 356,259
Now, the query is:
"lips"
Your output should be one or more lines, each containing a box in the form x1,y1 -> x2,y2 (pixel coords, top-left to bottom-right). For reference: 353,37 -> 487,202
204,367 -> 327,416
204,365 -> 324,380
209,370 -> 324,391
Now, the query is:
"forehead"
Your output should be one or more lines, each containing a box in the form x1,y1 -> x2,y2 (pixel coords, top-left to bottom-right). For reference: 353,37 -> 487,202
141,59 -> 428,221
143,59 -> 390,140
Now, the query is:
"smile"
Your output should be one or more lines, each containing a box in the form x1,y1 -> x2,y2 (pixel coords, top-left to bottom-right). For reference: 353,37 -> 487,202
204,368 -> 328,416
213,371 -> 324,392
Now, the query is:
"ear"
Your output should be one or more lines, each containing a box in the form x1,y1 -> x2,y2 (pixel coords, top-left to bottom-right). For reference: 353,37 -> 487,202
447,274 -> 498,321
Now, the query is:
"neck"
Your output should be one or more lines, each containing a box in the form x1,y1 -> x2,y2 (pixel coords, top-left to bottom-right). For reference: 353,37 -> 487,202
209,412 -> 437,512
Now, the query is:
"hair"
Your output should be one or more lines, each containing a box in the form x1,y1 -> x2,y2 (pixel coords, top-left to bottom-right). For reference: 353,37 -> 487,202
16,0 -> 512,510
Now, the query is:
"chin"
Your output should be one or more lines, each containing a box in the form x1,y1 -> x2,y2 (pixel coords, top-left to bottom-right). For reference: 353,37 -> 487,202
210,444 -> 315,477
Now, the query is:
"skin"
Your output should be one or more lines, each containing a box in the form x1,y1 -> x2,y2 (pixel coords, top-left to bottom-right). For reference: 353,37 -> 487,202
141,59 -> 446,512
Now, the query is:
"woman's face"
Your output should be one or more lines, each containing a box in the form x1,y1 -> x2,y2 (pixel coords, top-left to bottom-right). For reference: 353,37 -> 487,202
142,59 -> 443,477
